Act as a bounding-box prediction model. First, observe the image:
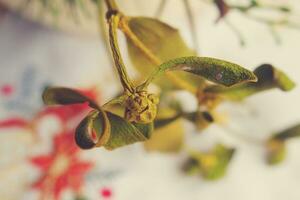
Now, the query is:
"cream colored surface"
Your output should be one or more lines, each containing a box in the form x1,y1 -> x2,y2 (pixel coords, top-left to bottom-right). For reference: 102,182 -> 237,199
0,0 -> 300,200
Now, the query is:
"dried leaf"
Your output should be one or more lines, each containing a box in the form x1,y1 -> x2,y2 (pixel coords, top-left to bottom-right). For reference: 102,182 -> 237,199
205,64 -> 295,100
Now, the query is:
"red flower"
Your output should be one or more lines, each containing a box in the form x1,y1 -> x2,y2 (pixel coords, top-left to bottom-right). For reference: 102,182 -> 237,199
31,133 -> 93,200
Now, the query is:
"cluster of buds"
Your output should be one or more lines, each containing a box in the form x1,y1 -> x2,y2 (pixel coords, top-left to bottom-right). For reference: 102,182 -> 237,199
124,91 -> 159,124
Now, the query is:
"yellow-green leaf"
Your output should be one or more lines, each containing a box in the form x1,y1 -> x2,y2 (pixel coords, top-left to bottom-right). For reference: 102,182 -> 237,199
144,119 -> 184,153
184,144 -> 235,180
126,17 -> 203,90
265,138 -> 286,165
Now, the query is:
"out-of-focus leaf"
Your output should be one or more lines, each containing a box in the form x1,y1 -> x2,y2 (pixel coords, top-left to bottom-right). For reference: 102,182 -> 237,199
272,124 -> 300,141
42,87 -> 99,109
184,144 -> 235,180
214,0 -> 229,22
265,124 -> 300,165
76,110 -> 153,150
144,108 -> 184,152
144,119 -> 184,153
143,56 -> 257,87
154,114 -> 181,129
184,111 -> 214,130
126,17 -> 203,90
265,138 -> 286,165
205,64 -> 295,100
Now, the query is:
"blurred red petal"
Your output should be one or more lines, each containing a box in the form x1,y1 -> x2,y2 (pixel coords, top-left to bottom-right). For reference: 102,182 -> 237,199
0,118 -> 29,129
31,155 -> 54,170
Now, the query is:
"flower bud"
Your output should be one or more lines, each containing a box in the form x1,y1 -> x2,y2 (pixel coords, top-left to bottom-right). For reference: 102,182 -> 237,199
124,91 -> 159,123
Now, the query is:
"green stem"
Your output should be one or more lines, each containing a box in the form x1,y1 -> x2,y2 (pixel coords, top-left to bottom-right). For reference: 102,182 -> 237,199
101,0 -> 135,92
108,14 -> 135,92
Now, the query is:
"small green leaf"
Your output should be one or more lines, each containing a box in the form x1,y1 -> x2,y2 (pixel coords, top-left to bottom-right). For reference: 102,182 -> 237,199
205,64 -> 295,100
265,139 -> 286,165
142,56 -> 257,88
42,87 -> 99,109
272,124 -> 300,140
184,144 -> 235,180
126,17 -> 204,90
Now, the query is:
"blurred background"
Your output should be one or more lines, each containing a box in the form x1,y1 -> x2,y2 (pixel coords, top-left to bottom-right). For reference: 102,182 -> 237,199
0,0 -> 300,200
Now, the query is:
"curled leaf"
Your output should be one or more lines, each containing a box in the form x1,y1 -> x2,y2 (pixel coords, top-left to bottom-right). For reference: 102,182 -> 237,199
75,109 -> 111,149
75,110 -> 153,150
42,87 -> 99,109
142,56 -> 257,88
205,64 -> 295,100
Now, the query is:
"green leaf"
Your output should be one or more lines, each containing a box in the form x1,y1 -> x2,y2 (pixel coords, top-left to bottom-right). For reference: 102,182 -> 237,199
42,87 -> 99,109
126,17 -> 203,90
75,110 -> 111,149
144,118 -> 184,153
104,112 -> 153,150
75,109 -> 153,150
265,139 -> 286,165
142,56 -> 257,88
185,144 -> 235,180
272,124 -> 300,140
154,114 -> 181,129
204,64 -> 295,100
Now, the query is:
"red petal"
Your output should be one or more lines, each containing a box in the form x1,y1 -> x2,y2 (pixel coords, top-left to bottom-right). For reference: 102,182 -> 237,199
53,174 -> 69,200
32,175 -> 46,189
38,104 -> 90,123
30,155 -> 54,170
54,133 -> 79,154
68,162 -> 93,175
0,118 -> 29,129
